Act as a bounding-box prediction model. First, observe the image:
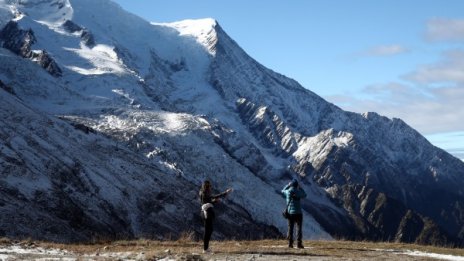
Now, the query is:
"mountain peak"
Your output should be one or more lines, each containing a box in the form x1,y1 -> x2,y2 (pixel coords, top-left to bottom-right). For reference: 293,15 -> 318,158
154,18 -> 219,55
168,17 -> 217,29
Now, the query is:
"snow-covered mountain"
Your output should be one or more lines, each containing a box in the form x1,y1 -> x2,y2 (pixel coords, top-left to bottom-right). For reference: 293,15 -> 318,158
0,0 -> 463,245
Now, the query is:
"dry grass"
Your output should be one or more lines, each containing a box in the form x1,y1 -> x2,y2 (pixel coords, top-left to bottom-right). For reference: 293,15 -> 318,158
1,238 -> 463,260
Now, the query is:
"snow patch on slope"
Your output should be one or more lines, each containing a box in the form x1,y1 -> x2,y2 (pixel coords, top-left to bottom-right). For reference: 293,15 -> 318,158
95,110 -> 207,135
10,0 -> 73,27
293,129 -> 354,164
64,44 -> 125,75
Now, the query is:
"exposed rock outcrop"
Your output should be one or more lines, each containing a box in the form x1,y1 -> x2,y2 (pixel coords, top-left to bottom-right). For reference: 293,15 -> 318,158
0,21 -> 62,77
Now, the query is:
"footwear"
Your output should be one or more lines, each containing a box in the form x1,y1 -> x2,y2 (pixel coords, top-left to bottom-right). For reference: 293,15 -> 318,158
297,244 -> 304,249
203,249 -> 212,254
288,243 -> 293,248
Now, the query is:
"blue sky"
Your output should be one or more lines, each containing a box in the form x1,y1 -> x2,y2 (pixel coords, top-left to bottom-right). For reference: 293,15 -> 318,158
112,0 -> 464,160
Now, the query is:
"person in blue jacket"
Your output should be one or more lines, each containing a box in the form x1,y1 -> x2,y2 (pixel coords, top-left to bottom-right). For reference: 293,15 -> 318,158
282,178 -> 307,248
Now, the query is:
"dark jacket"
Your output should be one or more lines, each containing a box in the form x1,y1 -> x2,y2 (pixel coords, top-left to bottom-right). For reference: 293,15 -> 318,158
199,189 -> 228,220
281,184 -> 307,214
200,190 -> 228,205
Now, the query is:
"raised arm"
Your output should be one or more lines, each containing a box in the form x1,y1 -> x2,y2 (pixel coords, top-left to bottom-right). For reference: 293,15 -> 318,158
281,183 -> 291,198
211,188 -> 233,200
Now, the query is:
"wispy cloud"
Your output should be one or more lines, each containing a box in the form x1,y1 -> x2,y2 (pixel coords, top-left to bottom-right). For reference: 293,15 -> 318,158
326,82 -> 464,135
426,18 -> 464,42
362,44 -> 409,57
325,50 -> 464,135
403,50 -> 464,84
326,19 -> 464,159
425,132 -> 464,161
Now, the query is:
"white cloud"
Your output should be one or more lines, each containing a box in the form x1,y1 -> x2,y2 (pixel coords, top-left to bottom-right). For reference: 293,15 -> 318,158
326,82 -> 464,135
404,50 -> 464,84
426,18 -> 464,42
328,48 -> 464,136
363,44 -> 409,56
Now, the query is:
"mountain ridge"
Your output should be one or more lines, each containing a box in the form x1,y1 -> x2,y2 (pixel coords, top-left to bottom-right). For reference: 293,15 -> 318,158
0,0 -> 463,245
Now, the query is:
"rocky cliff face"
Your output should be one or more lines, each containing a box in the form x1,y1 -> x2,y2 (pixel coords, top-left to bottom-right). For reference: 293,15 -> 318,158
0,0 -> 462,245
0,21 -> 62,76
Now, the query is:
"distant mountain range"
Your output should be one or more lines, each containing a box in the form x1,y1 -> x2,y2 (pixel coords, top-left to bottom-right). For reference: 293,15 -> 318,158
0,0 -> 463,245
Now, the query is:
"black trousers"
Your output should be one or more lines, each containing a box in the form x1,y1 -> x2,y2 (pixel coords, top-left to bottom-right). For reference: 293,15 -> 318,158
203,215 -> 214,250
287,213 -> 303,245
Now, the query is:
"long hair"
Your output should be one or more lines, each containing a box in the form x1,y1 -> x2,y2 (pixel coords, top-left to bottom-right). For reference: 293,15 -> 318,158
200,180 -> 211,195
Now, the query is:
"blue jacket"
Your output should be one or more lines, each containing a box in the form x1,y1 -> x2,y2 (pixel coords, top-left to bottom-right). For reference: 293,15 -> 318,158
281,184 -> 307,214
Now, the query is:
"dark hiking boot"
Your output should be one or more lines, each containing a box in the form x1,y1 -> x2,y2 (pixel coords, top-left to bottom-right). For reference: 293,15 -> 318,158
297,243 -> 304,249
288,243 -> 293,248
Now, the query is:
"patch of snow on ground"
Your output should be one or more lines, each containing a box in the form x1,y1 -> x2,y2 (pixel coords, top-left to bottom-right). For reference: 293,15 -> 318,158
0,244 -> 144,261
400,250 -> 464,261
0,244 -> 70,256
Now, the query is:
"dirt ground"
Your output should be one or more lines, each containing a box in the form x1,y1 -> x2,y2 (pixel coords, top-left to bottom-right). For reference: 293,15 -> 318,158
0,239 -> 463,260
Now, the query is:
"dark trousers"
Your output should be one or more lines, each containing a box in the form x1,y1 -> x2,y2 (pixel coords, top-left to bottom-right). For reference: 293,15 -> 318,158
203,216 -> 214,250
287,213 -> 303,245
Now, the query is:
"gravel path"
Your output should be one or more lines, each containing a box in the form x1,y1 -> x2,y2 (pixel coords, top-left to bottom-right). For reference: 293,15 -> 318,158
1,241 -> 462,260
